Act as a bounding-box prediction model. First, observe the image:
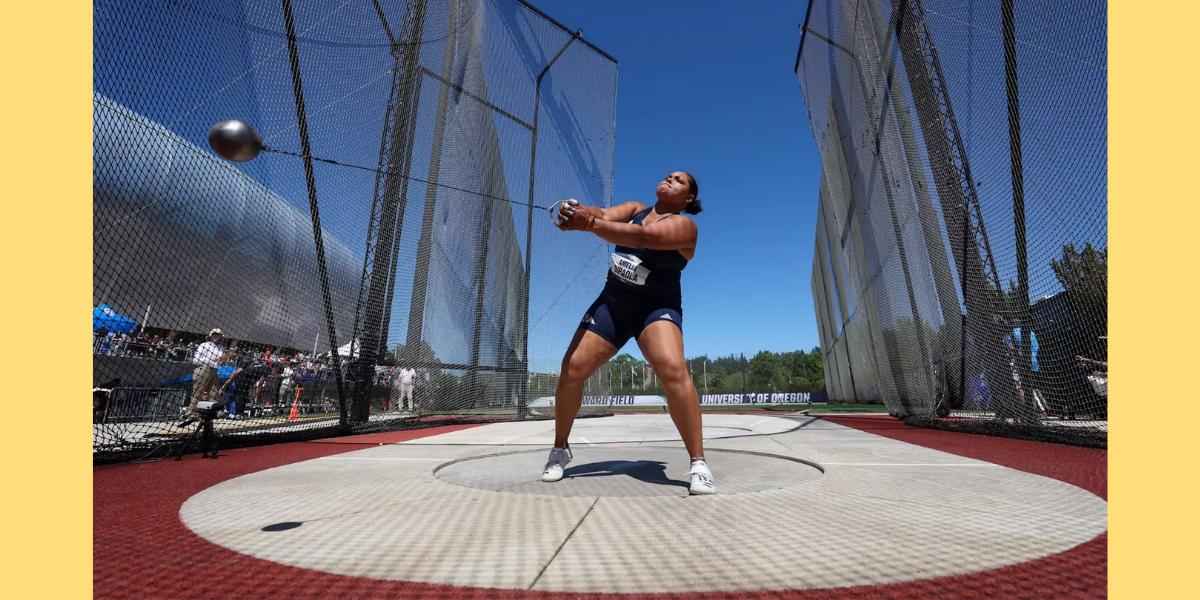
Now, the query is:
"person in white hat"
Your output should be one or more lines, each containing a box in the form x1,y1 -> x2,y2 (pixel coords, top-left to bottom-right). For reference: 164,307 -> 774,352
181,328 -> 228,426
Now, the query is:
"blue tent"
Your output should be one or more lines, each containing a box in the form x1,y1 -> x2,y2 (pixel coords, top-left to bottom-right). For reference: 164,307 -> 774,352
160,365 -> 240,387
93,304 -> 138,334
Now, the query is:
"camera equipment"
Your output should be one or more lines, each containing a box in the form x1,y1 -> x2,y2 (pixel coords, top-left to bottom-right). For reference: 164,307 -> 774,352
174,400 -> 222,460
196,400 -> 222,416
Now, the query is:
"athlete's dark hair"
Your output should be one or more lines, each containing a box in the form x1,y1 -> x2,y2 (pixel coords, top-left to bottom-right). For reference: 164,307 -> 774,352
683,171 -> 703,215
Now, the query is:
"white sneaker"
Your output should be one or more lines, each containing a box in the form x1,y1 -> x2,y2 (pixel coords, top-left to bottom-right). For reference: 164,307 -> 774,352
688,459 -> 717,495
541,447 -> 573,482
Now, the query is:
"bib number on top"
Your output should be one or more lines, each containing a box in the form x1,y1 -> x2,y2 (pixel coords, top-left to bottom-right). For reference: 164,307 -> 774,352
610,252 -> 651,286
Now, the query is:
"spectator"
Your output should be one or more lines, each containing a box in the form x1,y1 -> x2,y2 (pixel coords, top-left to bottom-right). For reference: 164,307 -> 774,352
1076,355 -> 1107,375
278,360 -> 297,408
181,328 -> 228,427
395,365 -> 417,412
1077,355 -> 1108,400
384,367 -> 397,411
1008,323 -> 1047,414
1001,319 -> 1044,420
969,373 -> 991,410
94,326 -> 108,352
218,357 -> 245,419
247,363 -> 269,417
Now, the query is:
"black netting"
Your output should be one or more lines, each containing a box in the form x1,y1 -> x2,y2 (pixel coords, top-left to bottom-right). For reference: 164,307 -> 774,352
796,0 -> 1106,446
93,0 -> 617,462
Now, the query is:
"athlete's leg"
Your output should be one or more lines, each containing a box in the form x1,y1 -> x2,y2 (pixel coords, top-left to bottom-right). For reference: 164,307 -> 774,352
636,320 -> 704,460
553,328 -> 618,448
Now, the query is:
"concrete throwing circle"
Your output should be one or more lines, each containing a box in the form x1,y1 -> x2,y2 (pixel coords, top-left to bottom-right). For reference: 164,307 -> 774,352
434,447 -> 823,497
179,418 -> 1107,593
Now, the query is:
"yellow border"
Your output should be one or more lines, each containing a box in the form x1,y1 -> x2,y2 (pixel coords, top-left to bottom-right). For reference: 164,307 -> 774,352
1111,0 -> 1196,597
2,2 -> 92,598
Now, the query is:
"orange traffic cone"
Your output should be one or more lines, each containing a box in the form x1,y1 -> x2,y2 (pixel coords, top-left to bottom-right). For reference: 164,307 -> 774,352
288,387 -> 302,421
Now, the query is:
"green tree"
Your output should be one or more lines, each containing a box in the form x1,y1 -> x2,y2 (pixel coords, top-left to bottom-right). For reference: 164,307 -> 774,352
1051,242 -> 1107,298
1050,242 -> 1108,358
717,354 -> 748,393
805,348 -> 824,392
603,353 -> 645,394
787,351 -> 808,387
748,351 -> 788,391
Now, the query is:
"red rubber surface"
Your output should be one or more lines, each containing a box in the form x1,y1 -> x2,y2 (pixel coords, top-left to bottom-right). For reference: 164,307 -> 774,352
94,416 -> 1105,599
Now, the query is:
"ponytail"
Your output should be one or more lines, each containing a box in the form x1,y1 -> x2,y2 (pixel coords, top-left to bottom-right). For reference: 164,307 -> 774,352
683,171 -> 703,215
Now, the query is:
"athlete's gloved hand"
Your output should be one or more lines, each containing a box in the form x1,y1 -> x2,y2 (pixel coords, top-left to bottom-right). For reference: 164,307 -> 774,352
557,199 -> 599,231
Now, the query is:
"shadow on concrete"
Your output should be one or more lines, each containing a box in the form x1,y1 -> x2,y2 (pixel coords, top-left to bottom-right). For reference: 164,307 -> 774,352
564,460 -> 688,489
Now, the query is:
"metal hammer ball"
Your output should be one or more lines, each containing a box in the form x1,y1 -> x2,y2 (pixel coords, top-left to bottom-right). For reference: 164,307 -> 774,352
208,120 -> 263,162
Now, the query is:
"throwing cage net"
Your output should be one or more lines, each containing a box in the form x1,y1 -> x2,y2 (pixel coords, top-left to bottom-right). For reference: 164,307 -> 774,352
796,0 -> 1106,446
93,0 -> 618,462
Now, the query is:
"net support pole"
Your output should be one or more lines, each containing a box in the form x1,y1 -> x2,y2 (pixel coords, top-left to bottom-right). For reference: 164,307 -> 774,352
1002,0 -> 1033,416
466,173 -> 496,409
741,353 -> 747,397
280,0 -> 347,425
350,0 -> 428,423
889,0 -> 1011,413
960,202 -> 970,408
405,0 -> 459,363
519,32 -> 579,420
493,248 -> 516,406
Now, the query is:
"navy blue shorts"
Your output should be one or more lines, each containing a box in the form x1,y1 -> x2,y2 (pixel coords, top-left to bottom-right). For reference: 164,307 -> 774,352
578,290 -> 682,349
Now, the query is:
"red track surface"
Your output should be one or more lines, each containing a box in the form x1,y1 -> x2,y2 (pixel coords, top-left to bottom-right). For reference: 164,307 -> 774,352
94,415 -> 1106,599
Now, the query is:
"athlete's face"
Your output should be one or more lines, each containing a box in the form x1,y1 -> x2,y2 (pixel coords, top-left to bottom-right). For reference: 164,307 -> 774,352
656,171 -> 694,205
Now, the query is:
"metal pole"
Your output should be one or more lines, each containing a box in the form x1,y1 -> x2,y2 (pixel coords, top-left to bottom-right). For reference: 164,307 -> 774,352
351,0 -> 427,423
703,359 -> 708,395
793,0 -> 817,72
466,192 -> 496,407
741,353 -> 747,397
1002,0 -> 1032,418
281,0 -> 346,424
405,0 -> 457,357
519,32 -> 580,419
959,203 -> 970,411
887,0 -> 1008,414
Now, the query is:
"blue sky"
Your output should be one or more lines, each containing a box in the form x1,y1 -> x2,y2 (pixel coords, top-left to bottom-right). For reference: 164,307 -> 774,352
93,0 -> 823,367
537,0 -> 822,360
535,0 -> 1106,365
94,0 -> 1104,369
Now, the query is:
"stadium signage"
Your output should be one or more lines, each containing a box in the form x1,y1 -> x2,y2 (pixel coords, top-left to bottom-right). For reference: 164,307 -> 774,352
529,393 -> 811,407
701,393 -> 811,404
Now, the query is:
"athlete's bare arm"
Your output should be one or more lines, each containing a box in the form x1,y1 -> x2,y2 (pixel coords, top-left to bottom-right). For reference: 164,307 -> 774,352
598,201 -> 647,223
590,215 -> 697,252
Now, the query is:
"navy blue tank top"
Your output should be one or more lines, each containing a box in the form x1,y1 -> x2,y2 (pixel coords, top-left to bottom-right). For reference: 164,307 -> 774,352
605,207 -> 689,297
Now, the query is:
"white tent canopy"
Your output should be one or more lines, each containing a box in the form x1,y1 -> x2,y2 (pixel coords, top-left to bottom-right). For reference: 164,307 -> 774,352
322,338 -> 360,358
